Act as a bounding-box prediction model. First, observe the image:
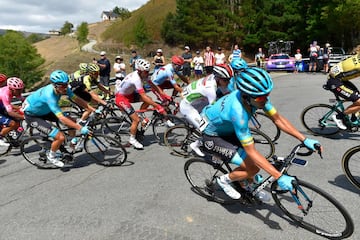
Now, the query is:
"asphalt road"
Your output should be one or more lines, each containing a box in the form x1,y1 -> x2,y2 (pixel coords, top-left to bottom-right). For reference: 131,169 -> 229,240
0,72 -> 359,240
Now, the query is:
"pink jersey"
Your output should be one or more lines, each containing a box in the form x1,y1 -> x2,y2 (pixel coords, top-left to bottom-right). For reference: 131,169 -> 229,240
114,71 -> 145,96
0,86 -> 16,112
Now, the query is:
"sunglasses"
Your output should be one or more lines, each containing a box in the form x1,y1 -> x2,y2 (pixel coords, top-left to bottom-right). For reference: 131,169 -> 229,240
55,83 -> 68,88
252,95 -> 269,102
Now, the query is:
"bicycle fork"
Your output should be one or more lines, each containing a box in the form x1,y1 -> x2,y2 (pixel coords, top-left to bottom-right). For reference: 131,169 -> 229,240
289,181 -> 312,216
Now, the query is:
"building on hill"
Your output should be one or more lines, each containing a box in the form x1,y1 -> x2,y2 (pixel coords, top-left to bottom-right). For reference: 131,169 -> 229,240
101,11 -> 119,21
48,30 -> 61,36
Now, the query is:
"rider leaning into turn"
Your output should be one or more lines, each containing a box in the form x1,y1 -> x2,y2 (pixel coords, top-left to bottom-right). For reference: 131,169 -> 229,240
325,53 -> 360,130
200,67 -> 322,200
114,59 -> 166,150
22,70 -> 96,168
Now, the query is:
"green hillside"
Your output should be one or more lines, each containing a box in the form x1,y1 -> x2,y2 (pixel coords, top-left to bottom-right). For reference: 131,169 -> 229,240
101,0 -> 176,46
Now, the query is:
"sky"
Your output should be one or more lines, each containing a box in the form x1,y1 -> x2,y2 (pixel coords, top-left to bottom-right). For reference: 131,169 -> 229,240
0,0 -> 149,34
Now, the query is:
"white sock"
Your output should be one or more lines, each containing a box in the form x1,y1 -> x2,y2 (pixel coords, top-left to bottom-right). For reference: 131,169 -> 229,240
220,174 -> 231,183
49,150 -> 56,158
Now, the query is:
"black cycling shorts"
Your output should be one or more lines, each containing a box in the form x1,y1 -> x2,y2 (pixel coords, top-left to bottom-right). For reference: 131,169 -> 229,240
326,77 -> 360,102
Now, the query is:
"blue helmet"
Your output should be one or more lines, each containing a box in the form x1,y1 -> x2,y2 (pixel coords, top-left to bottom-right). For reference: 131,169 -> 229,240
235,67 -> 273,96
50,70 -> 69,84
230,58 -> 248,71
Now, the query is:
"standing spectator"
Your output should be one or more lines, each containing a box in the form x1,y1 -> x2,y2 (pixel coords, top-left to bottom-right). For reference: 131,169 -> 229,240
113,56 -> 126,81
308,41 -> 319,74
232,44 -> 242,60
215,47 -> 226,65
254,47 -> 265,68
294,49 -> 303,73
97,51 -> 111,100
323,43 -> 331,73
204,46 -> 215,75
152,48 -> 165,72
130,50 -> 141,71
182,46 -> 193,80
192,50 -> 204,79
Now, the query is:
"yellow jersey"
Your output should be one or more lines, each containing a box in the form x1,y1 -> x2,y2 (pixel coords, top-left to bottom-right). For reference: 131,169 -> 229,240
329,54 -> 360,81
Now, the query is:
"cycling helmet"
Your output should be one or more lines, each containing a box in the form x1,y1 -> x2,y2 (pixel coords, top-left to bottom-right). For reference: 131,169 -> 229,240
213,64 -> 234,79
171,55 -> 185,65
87,63 -> 100,73
230,58 -> 248,71
50,70 -> 69,84
79,63 -> 88,74
235,67 -> 273,96
7,77 -> 24,90
0,73 -> 7,84
135,59 -> 151,71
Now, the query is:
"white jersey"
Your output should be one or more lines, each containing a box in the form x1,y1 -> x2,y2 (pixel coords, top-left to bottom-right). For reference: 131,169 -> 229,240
115,71 -> 145,96
182,74 -> 217,104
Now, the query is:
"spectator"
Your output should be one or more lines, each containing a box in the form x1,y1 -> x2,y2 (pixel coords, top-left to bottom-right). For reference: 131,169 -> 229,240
153,48 -> 165,71
294,49 -> 303,74
130,50 -> 141,71
254,47 -> 265,68
204,46 -> 215,75
215,47 -> 226,65
113,56 -> 126,81
232,44 -> 242,60
192,50 -> 204,79
323,43 -> 331,73
309,41 -> 319,74
182,46 -> 193,79
97,51 -> 111,100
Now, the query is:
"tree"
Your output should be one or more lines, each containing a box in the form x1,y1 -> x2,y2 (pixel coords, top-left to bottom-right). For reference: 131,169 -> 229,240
60,21 -> 74,35
0,31 -> 45,88
133,17 -> 151,48
113,7 -> 131,20
77,22 -> 89,45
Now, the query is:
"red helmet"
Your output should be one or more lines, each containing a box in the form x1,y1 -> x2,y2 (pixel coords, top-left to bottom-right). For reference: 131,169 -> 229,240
7,77 -> 24,90
171,55 -> 185,65
0,73 -> 7,84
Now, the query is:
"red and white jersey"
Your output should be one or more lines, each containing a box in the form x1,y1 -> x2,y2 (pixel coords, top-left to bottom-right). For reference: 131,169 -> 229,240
114,71 -> 145,96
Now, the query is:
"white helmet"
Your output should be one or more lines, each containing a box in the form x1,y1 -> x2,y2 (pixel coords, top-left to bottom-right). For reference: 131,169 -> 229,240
135,59 -> 151,71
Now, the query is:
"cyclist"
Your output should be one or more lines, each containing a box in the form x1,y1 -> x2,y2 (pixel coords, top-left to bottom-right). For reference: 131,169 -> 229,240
69,63 -> 88,82
149,55 -> 190,102
0,77 -> 25,146
200,67 -> 322,199
326,53 -> 360,130
22,70 -> 96,168
69,63 -> 110,124
0,73 -> 7,87
179,64 -> 234,156
114,59 -> 165,149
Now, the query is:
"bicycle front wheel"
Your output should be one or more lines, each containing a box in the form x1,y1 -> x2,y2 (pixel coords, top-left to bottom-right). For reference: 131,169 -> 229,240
101,116 -> 131,143
341,146 -> 360,189
20,136 -> 59,169
0,136 -> 12,156
164,124 -> 193,157
84,134 -> 127,166
301,104 -> 341,136
271,179 -> 354,239
184,158 -> 235,204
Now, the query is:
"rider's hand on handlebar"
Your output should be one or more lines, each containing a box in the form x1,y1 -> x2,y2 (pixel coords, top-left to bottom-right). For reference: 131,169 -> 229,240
303,138 -> 323,153
277,174 -> 295,191
156,105 -> 165,115
161,94 -> 172,102
80,126 -> 92,136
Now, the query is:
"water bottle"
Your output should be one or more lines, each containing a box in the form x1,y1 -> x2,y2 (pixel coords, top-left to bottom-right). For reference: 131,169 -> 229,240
71,137 -> 78,145
252,174 -> 271,202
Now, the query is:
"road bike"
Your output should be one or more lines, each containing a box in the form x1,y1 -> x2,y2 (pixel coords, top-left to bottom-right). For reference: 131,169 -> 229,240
164,124 -> 275,159
0,123 -> 30,156
101,106 -> 185,145
184,143 -> 354,239
341,145 -> 360,190
301,94 -> 360,136
21,113 -> 127,169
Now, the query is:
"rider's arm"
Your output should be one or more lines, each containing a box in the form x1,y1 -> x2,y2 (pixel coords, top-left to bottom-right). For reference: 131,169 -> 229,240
139,92 -> 160,109
58,113 -> 83,131
270,112 -> 306,142
72,95 -> 96,112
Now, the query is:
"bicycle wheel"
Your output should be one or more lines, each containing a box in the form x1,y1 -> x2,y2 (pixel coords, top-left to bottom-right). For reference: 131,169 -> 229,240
152,114 -> 186,143
0,136 -> 12,156
101,116 -> 131,143
341,146 -> 360,189
250,112 -> 281,143
84,134 -> 127,166
164,124 -> 193,157
184,158 -> 235,204
271,179 -> 354,239
250,128 -> 275,159
301,104 -> 341,136
20,136 -> 59,169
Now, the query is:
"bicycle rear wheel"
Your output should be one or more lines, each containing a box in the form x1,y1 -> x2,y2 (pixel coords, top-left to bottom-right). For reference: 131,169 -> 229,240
20,136 -> 59,169
152,114 -> 185,143
341,145 -> 360,189
301,104 -> 340,136
251,112 -> 281,143
184,158 -> 235,204
271,179 -> 354,239
164,124 -> 193,157
84,134 -> 127,166
250,128 -> 275,159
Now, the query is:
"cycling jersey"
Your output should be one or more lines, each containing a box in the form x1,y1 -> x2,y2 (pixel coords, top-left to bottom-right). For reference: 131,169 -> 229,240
182,74 -> 218,105
151,64 -> 182,86
115,71 -> 145,96
201,90 -> 276,146
329,54 -> 360,81
0,86 -> 23,113
23,84 -> 75,117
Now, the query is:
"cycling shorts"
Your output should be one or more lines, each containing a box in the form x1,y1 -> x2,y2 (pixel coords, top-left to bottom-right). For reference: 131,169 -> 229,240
326,77 -> 360,102
115,93 -> 141,116
72,88 -> 92,102
24,113 -> 60,138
